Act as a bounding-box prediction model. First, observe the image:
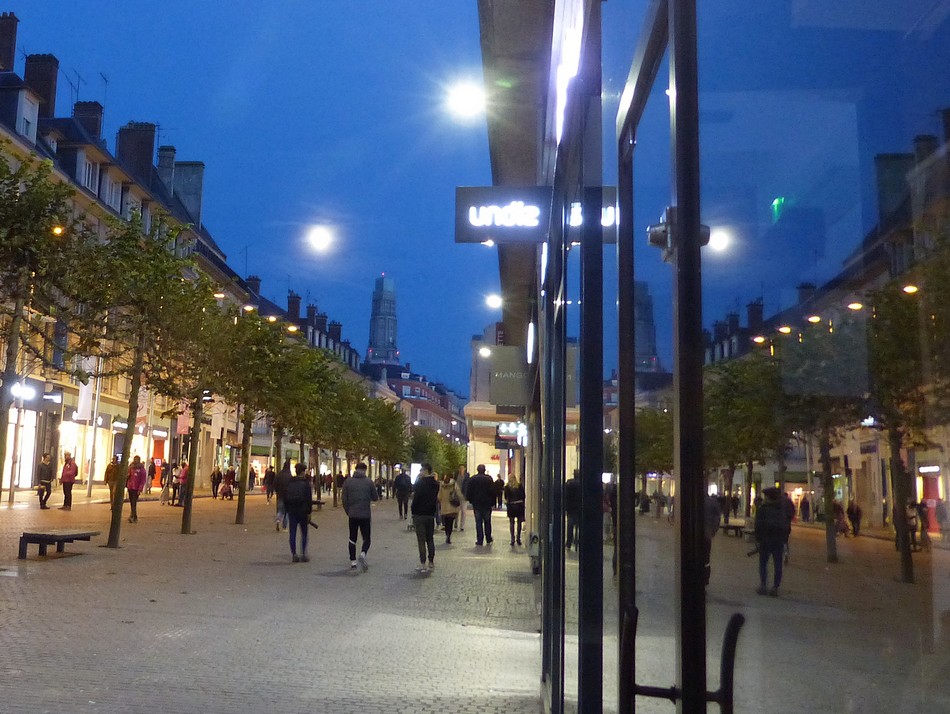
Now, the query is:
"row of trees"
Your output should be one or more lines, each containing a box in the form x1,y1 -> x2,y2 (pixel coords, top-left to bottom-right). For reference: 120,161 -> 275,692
0,150 -> 409,546
627,225 -> 950,584
409,427 -> 467,476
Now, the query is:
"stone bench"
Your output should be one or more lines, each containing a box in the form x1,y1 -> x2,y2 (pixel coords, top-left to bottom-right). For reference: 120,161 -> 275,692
18,529 -> 101,560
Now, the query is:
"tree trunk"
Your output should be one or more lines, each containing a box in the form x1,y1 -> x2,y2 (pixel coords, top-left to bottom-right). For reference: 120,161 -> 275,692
235,407 -> 253,525
1,289 -> 25,504
332,447 -> 339,507
273,425 -> 284,469
722,465 -> 735,524
888,425 -> 915,584
818,430 -> 838,564
180,398 -> 203,535
107,330 -> 146,548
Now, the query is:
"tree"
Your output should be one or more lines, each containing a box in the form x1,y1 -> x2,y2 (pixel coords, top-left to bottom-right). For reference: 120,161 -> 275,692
0,149 -> 84,502
410,428 -> 447,473
705,353 -> 790,521
214,310 -> 290,524
781,316 -> 865,564
634,407 -> 673,494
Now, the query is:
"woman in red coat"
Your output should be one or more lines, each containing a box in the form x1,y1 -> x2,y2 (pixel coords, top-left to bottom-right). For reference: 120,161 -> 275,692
126,455 -> 148,523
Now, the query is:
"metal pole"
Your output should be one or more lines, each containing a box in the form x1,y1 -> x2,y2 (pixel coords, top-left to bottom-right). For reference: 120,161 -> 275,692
616,134 -> 637,714
669,0 -> 707,709
86,361 -> 103,498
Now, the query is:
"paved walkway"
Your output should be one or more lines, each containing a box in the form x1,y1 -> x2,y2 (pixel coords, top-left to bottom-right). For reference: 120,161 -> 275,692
2,490 -> 949,713
0,491 -> 542,714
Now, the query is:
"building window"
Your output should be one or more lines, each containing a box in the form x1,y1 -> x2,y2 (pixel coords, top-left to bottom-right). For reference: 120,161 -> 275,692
82,160 -> 99,192
402,386 -> 411,397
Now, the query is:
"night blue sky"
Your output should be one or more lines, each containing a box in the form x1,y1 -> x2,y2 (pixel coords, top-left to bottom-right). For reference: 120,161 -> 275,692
12,2 -> 950,392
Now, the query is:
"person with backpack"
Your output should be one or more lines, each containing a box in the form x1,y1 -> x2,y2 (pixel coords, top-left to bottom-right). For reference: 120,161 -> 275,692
341,462 -> 378,571
437,473 -> 464,545
754,487 -> 787,596
284,463 -> 314,563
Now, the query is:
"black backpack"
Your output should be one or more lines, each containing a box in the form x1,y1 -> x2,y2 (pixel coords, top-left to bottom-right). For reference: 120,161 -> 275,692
285,479 -> 311,509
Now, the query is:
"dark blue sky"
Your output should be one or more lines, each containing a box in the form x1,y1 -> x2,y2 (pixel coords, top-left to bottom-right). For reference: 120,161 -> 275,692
13,2 -> 950,391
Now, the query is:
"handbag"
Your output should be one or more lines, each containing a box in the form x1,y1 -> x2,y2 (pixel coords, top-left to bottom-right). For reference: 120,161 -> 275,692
450,492 -> 461,508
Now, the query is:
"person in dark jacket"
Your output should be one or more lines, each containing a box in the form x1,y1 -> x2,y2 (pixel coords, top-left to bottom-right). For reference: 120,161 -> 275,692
465,464 -> 496,546
393,469 -> 412,520
36,453 -> 54,509
284,463 -> 313,562
754,487 -> 787,596
503,475 -> 526,546
564,470 -> 582,549
493,474 -> 505,509
703,493 -> 721,586
411,463 -> 440,572
263,465 -> 276,503
341,462 -> 378,571
274,459 -> 293,531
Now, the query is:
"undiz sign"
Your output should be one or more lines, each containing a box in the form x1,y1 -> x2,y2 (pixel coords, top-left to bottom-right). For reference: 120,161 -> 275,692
456,186 -> 552,244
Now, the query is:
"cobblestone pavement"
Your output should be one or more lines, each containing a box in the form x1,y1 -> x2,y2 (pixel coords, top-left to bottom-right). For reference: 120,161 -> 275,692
2,490 -> 950,713
0,492 -> 541,714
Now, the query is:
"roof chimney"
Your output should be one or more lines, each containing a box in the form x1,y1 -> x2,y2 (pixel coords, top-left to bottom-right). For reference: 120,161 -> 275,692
727,312 -> 740,334
73,101 -> 103,139
245,275 -> 261,295
287,291 -> 301,320
157,145 -> 176,191
0,13 -> 18,72
306,303 -> 317,323
873,153 -> 913,222
116,122 -> 157,183
328,321 -> 342,342
314,312 -> 328,333
713,320 -> 727,342
797,282 -> 816,305
24,54 -> 58,118
173,161 -> 205,226
747,299 -> 764,332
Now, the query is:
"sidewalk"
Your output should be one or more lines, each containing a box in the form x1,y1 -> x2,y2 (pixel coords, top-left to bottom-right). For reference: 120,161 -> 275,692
0,493 -> 542,714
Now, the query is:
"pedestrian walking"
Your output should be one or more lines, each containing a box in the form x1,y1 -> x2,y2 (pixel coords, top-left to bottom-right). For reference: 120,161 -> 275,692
437,474 -> 464,544
918,500 -> 932,552
782,491 -> 795,563
846,500 -> 863,537
159,463 -> 172,505
263,464 -> 276,504
493,474 -> 505,509
754,487 -> 786,596
36,453 -> 54,509
703,492 -> 721,586
800,497 -> 811,523
936,498 -> 949,545
284,463 -> 313,563
393,468 -> 412,520
177,462 -> 190,506
564,469 -> 582,549
170,463 -> 181,505
126,455 -> 147,523
411,463 -> 440,572
104,455 -> 119,504
145,459 -> 156,494
341,462 -> 378,571
59,451 -> 77,511
456,466 -> 470,531
503,475 -> 526,546
274,459 -> 292,531
904,501 -> 919,551
210,467 -> 223,499
466,464 -> 496,546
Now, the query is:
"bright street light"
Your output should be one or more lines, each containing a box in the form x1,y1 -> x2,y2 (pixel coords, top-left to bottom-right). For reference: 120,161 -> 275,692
486,294 -> 503,309
446,81 -> 485,119
708,228 -> 730,252
306,224 -> 334,252
478,346 -> 492,358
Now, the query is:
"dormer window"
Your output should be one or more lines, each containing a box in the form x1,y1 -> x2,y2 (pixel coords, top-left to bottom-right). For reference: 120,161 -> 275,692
82,159 -> 99,192
18,95 -> 39,143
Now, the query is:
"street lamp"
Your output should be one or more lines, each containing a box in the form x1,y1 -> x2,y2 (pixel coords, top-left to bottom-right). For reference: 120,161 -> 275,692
445,81 -> 485,120
485,294 -> 503,309
478,346 -> 492,358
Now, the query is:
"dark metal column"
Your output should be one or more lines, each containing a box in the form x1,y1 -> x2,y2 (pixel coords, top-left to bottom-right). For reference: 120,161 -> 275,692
616,134 -> 637,714
669,0 -> 706,710
578,185 -> 604,713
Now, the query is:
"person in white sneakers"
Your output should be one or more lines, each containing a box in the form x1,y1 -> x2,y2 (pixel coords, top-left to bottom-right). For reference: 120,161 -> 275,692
341,462 -> 378,571
411,464 -> 440,572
